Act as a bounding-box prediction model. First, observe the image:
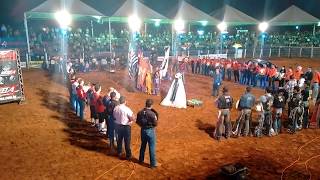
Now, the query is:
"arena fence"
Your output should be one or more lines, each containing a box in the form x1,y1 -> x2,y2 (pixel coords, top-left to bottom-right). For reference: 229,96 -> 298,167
186,46 -> 320,59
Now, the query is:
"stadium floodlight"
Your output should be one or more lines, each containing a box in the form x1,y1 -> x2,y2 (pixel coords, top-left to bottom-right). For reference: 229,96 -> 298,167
217,22 -> 227,32
153,19 -> 161,27
200,21 -> 208,26
128,15 -> 142,32
174,19 -> 185,32
55,10 -> 72,28
258,22 -> 269,32
318,22 -> 320,27
197,30 -> 204,36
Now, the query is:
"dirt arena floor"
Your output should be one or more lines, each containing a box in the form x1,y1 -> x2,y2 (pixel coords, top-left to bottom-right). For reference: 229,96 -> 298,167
0,58 -> 320,180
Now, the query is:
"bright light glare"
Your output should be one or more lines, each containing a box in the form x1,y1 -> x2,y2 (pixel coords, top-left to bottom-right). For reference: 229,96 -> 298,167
128,15 -> 142,32
174,19 -> 185,32
197,30 -> 204,36
258,22 -> 269,32
217,22 -> 227,32
200,21 -> 208,26
153,19 -> 161,27
318,22 -> 320,26
55,10 -> 72,28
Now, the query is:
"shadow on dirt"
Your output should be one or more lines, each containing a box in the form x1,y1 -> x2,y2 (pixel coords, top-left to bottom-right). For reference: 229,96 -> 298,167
196,119 -> 216,138
205,154 -> 308,180
36,86 -> 114,155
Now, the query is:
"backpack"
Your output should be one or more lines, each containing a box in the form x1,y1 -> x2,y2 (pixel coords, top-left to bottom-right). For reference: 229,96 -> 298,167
87,89 -> 95,103
136,110 -> 148,127
262,95 -> 273,111
218,95 -> 233,109
106,100 -> 117,117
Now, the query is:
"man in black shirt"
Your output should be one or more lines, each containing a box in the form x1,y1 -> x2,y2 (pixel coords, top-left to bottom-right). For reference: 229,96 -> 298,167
302,81 -> 311,128
304,67 -> 313,82
214,87 -> 233,140
105,92 -> 119,151
137,99 -> 159,168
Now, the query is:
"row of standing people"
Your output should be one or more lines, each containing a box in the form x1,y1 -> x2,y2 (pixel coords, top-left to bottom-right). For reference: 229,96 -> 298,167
67,75 -> 161,168
214,82 -> 319,141
191,58 -> 319,98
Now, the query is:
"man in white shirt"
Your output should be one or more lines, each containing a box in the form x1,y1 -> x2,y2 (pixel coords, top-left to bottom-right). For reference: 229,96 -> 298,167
113,96 -> 135,160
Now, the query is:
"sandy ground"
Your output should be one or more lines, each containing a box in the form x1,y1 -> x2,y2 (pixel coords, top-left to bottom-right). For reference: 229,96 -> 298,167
0,58 -> 320,180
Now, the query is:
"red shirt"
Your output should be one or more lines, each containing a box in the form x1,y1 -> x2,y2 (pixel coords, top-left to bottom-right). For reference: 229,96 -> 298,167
77,85 -> 86,100
95,96 -> 105,113
285,69 -> 293,80
293,70 -> 303,80
312,72 -> 320,83
268,68 -> 277,77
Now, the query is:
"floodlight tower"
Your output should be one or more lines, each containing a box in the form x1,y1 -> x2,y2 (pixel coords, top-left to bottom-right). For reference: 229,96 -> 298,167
258,22 -> 269,56
172,19 -> 185,57
55,10 -> 72,28
217,22 -> 227,53
54,10 -> 72,62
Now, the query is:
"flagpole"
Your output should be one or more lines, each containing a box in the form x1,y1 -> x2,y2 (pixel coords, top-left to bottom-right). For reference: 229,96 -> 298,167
24,12 -> 30,69
108,18 -> 112,52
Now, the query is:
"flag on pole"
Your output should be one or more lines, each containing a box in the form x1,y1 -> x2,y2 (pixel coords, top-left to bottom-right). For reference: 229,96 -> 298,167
128,44 -> 139,79
160,46 -> 170,79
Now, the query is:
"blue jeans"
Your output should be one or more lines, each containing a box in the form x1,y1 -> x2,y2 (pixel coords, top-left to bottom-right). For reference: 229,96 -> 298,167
251,73 -> 257,86
312,83 -> 319,102
227,69 -> 232,81
258,75 -> 267,89
139,128 -> 157,167
212,84 -> 220,97
78,99 -> 85,120
70,94 -> 77,111
273,108 -> 282,134
116,124 -> 132,159
107,116 -> 117,148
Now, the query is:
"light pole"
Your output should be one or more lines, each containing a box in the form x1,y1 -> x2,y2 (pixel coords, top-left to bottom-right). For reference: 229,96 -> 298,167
55,10 -> 72,62
173,19 -> 185,57
258,22 -> 269,57
128,14 -> 142,53
217,22 -> 227,54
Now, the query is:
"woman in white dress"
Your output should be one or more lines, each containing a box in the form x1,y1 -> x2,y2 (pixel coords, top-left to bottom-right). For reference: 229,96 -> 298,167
160,73 -> 187,109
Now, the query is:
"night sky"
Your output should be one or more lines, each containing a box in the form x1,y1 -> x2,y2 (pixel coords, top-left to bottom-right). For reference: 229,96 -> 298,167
1,0 -> 320,25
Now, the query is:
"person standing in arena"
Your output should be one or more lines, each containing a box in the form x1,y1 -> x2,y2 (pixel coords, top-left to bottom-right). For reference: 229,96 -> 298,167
71,78 -> 79,113
232,60 -> 240,83
136,99 -> 160,168
113,96 -> 135,160
87,83 -> 97,126
312,70 -> 320,104
105,92 -> 119,151
212,68 -> 222,97
258,64 -> 267,89
214,87 -> 233,140
95,86 -> 107,134
236,87 -> 255,137
260,88 -> 274,136
76,79 -> 86,120
272,88 -> 286,134
301,81 -> 311,129
288,86 -> 304,134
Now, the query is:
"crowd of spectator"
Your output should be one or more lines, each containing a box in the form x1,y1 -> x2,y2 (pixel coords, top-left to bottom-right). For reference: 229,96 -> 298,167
1,24 -> 320,57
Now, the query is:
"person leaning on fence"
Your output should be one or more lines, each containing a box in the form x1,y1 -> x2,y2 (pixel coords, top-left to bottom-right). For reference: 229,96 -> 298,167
214,87 -> 233,141
136,99 -> 160,168
235,87 -> 256,137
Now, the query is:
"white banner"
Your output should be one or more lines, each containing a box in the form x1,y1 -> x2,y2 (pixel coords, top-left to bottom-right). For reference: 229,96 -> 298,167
160,46 -> 170,79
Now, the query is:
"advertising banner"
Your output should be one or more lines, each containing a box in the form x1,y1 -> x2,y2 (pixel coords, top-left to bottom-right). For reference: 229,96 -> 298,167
0,50 -> 23,103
